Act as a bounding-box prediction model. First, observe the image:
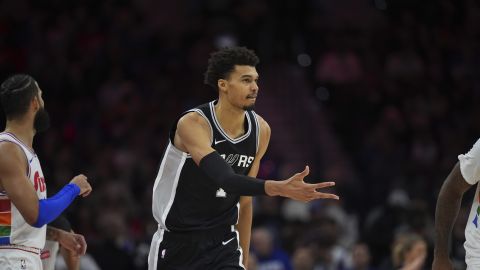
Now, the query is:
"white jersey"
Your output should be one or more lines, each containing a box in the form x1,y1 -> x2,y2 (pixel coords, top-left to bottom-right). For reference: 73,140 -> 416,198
0,132 -> 47,250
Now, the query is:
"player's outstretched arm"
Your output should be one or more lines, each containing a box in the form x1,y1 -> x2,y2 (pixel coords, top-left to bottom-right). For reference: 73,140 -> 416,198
265,166 -> 338,202
176,112 -> 268,195
176,112 -> 339,201
433,162 -> 471,270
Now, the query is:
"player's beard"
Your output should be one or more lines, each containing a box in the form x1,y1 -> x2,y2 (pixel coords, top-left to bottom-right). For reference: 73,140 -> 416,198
243,95 -> 256,111
34,107 -> 50,133
243,104 -> 255,111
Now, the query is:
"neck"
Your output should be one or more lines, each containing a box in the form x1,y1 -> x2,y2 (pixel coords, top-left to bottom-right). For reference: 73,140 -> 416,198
214,99 -> 246,139
4,120 -> 36,148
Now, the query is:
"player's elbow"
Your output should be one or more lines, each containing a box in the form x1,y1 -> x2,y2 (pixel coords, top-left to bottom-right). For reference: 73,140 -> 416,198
24,203 -> 42,227
24,213 -> 39,227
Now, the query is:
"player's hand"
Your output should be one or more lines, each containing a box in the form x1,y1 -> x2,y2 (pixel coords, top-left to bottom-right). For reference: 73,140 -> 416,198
266,166 -> 339,202
57,230 -> 87,256
69,174 -> 92,197
432,257 -> 454,270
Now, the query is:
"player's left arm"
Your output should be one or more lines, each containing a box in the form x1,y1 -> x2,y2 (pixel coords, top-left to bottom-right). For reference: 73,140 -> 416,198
237,115 -> 271,266
47,226 -> 87,256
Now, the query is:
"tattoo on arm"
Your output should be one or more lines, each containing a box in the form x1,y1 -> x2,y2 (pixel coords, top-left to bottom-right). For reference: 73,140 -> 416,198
46,226 -> 60,241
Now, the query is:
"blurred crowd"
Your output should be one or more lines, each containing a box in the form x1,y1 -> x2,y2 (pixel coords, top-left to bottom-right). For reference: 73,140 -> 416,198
1,0 -> 480,269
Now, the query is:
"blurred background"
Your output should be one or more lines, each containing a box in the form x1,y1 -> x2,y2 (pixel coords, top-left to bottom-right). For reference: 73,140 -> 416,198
1,0 -> 480,269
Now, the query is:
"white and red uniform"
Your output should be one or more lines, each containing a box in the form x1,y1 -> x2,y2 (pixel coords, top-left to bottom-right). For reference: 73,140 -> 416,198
0,132 -> 47,270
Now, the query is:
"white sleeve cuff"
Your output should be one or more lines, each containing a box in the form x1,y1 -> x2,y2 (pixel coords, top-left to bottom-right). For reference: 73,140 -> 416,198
458,139 -> 480,185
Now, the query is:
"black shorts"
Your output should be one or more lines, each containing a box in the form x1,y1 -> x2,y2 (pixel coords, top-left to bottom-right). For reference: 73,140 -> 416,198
148,225 -> 245,270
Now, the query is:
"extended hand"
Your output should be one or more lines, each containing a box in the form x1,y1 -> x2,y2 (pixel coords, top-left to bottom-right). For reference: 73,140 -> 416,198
266,166 -> 339,202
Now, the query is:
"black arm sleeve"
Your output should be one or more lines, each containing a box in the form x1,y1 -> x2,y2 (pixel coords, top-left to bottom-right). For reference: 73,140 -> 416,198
199,151 -> 266,195
48,215 -> 72,231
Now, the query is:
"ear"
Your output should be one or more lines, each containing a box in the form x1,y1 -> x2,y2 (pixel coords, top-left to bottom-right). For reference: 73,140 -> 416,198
31,96 -> 40,111
217,79 -> 228,93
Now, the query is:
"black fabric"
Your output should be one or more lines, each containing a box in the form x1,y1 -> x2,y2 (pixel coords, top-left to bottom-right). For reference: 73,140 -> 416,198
200,151 -> 265,195
155,226 -> 243,270
48,215 -> 72,232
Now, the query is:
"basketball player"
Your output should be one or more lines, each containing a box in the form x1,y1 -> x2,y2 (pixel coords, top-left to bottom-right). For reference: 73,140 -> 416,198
433,138 -> 480,269
0,74 -> 92,270
148,47 -> 339,270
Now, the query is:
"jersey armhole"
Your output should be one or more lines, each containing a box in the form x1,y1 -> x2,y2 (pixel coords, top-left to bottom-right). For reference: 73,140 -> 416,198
185,109 -> 214,145
252,112 -> 260,154
0,140 -> 31,178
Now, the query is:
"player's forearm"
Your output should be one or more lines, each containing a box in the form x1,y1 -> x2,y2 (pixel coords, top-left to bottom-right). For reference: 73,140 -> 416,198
200,152 -> 265,195
237,197 -> 253,265
434,179 -> 463,257
33,184 -> 80,228
46,226 -> 60,241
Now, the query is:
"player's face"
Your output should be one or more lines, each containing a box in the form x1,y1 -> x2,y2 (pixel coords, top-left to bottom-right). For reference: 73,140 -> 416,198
221,65 -> 259,111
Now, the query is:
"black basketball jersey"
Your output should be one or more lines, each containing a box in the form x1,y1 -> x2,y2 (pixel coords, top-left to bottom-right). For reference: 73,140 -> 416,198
152,100 -> 260,232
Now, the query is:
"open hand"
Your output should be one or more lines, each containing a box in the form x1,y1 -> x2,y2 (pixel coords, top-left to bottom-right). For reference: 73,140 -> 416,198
267,166 -> 339,202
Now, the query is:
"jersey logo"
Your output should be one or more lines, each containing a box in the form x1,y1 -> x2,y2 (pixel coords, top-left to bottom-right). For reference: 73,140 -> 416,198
474,206 -> 480,228
161,249 -> 166,259
20,259 -> 26,269
216,188 -> 227,198
28,157 -> 34,164
222,237 -> 235,245
34,171 -> 46,193
220,154 -> 254,168
214,139 -> 226,145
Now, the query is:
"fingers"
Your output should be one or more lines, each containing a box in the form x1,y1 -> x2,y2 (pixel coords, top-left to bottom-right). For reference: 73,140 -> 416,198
81,185 -> 92,197
312,181 -> 335,189
291,166 -> 310,182
75,234 -> 87,255
299,165 -> 309,178
58,231 -> 88,256
313,192 -> 339,200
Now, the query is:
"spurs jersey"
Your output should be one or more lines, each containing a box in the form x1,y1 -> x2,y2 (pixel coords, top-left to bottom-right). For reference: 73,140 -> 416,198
0,132 -> 47,249
152,100 -> 260,231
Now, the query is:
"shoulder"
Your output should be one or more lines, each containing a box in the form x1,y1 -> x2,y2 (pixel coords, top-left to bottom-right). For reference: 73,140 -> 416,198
253,113 -> 271,138
0,141 -> 25,170
0,141 -> 24,158
178,111 -> 209,126
176,111 -> 211,134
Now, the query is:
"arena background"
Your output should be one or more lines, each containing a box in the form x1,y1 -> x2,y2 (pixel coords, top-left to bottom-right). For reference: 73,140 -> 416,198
1,0 -> 479,269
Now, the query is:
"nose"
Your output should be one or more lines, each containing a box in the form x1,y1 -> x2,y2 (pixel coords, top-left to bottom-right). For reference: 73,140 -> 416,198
251,81 -> 259,91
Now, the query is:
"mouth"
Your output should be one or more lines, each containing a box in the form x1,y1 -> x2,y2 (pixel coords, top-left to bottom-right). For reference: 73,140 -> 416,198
247,95 -> 257,100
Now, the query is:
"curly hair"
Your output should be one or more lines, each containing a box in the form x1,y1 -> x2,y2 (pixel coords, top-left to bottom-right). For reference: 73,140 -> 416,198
0,74 -> 39,120
204,47 -> 259,91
